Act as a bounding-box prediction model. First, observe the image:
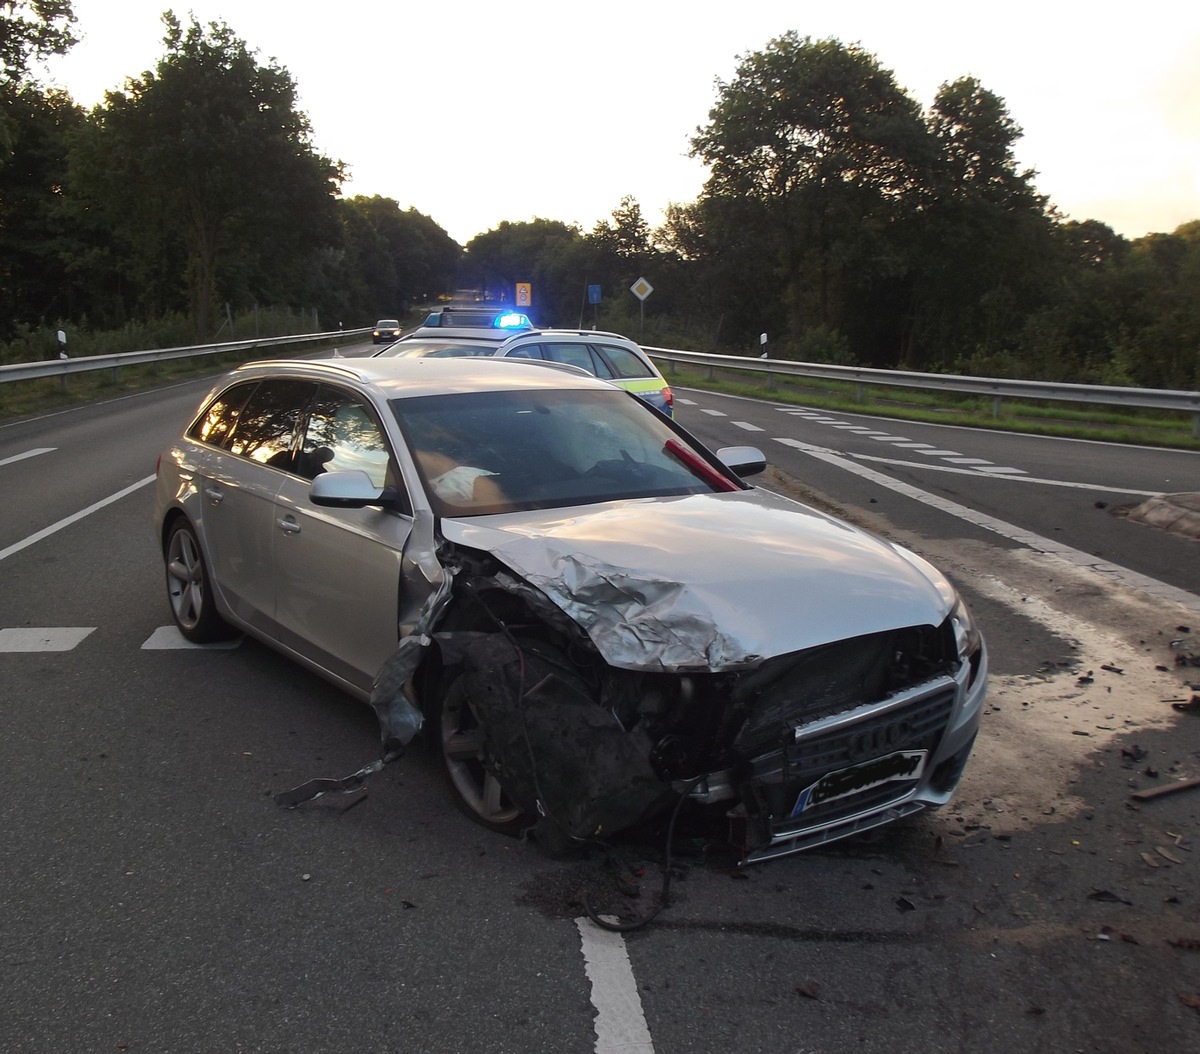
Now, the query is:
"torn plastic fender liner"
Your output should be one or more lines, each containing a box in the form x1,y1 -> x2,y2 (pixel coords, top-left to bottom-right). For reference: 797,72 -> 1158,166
369,567 -> 457,754
453,634 -> 673,847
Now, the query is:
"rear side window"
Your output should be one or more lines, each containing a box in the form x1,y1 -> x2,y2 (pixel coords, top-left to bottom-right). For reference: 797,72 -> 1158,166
187,381 -> 258,448
596,344 -> 653,379
225,379 -> 316,468
540,342 -> 614,379
503,344 -> 544,360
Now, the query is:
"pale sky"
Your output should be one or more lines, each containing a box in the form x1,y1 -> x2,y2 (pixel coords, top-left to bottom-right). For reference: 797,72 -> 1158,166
40,1 -> 1200,246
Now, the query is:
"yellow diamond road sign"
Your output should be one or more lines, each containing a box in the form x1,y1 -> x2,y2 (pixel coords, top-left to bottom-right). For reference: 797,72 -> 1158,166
630,277 -> 653,301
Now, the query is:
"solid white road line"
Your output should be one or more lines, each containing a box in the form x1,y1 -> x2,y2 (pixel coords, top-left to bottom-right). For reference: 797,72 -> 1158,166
773,437 -> 1200,612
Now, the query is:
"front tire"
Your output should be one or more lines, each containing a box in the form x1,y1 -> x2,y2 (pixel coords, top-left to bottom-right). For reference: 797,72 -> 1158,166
432,670 -> 527,835
164,520 -> 234,643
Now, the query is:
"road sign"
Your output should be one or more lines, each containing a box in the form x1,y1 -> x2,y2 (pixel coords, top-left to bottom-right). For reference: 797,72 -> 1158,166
630,277 -> 653,301
515,282 -> 532,307
588,284 -> 602,304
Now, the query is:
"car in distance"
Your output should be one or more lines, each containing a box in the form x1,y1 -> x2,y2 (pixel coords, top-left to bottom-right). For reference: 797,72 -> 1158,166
372,319 -> 402,344
494,329 -> 673,417
420,306 -> 532,330
154,356 -> 986,864
375,327 -> 674,417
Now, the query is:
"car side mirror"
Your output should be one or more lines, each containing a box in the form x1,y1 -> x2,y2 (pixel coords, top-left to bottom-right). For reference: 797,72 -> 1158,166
310,469 -> 395,508
716,445 -> 767,478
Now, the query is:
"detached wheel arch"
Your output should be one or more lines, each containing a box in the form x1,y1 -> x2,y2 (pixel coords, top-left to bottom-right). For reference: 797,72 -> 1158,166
163,516 -> 236,643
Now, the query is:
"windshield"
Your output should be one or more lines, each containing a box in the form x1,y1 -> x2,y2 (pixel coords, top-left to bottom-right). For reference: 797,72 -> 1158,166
390,388 -> 741,516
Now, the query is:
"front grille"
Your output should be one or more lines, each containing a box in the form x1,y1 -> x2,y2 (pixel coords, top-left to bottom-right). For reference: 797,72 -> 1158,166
743,680 -> 957,830
730,624 -> 955,758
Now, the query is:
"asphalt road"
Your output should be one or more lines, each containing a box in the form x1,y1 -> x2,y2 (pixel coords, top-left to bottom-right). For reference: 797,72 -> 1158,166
2,352 -> 1199,1053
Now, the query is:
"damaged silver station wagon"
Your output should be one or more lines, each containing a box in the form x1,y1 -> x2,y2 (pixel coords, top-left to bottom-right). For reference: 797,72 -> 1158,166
154,357 -> 987,863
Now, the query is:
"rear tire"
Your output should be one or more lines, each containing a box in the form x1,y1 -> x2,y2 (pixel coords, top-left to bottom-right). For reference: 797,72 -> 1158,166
164,520 -> 234,643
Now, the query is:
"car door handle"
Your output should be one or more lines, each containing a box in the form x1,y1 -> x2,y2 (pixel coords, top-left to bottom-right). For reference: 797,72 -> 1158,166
204,487 -> 224,504
277,517 -> 301,535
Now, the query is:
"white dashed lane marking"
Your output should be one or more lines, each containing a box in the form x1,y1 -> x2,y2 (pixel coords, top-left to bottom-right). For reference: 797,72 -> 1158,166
731,421 -> 765,432
142,626 -> 242,650
0,627 -> 95,652
0,448 -> 56,468
0,627 -> 242,652
770,406 -> 1025,475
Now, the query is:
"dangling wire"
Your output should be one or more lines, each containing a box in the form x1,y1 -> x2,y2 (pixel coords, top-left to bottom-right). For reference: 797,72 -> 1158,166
582,774 -> 705,933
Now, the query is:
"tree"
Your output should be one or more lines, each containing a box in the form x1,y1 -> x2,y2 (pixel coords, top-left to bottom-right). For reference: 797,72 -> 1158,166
340,195 -> 460,314
690,34 -> 930,350
589,195 -> 651,258
463,219 -> 587,325
0,0 -> 75,87
67,13 -> 341,336
0,83 -> 84,336
898,77 -> 1055,370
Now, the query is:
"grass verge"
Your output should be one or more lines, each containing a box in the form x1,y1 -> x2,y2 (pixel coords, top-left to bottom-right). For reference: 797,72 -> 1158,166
658,362 -> 1200,451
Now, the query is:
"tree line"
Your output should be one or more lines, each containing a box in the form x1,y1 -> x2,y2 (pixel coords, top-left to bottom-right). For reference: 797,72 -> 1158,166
2,7 -> 1196,390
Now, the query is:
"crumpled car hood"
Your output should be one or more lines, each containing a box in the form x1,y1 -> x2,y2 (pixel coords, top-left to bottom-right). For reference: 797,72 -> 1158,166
439,489 -> 952,672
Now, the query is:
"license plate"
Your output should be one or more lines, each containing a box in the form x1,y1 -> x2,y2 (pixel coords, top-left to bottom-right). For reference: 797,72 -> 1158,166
792,749 -> 927,818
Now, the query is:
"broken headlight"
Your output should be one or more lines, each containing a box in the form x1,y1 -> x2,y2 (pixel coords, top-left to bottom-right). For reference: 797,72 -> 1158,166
948,596 -> 981,662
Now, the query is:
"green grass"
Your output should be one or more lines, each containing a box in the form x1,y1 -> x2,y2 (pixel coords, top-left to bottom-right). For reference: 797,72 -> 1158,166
657,362 -> 1200,451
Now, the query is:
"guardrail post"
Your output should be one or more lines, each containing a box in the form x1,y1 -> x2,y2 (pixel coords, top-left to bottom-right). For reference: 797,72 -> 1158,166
992,395 -> 1002,417
706,364 -> 714,381
1193,412 -> 1199,440
767,370 -> 776,391
112,365 -> 120,384
856,382 -> 864,403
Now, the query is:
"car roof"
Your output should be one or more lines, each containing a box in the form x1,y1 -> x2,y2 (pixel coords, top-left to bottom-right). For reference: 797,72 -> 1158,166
398,327 -> 509,342
228,355 -> 609,400
503,328 -> 639,344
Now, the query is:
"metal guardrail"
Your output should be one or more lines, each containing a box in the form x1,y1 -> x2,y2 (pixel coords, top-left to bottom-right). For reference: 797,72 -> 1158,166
644,347 -> 1200,439
3,330 -> 1197,438
0,328 -> 372,387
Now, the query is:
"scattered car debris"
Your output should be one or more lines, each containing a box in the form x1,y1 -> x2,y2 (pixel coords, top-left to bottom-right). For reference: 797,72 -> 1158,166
794,980 -> 822,999
1168,937 -> 1200,951
1131,777 -> 1200,801
1087,889 -> 1132,905
1100,664 -> 1125,675
1170,695 -> 1200,714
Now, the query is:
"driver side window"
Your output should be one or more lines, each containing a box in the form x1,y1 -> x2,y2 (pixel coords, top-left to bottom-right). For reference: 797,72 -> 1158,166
300,387 -> 396,493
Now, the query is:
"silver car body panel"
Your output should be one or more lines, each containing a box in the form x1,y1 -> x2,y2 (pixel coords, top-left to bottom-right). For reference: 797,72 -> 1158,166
155,356 -> 986,862
439,488 -> 950,672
